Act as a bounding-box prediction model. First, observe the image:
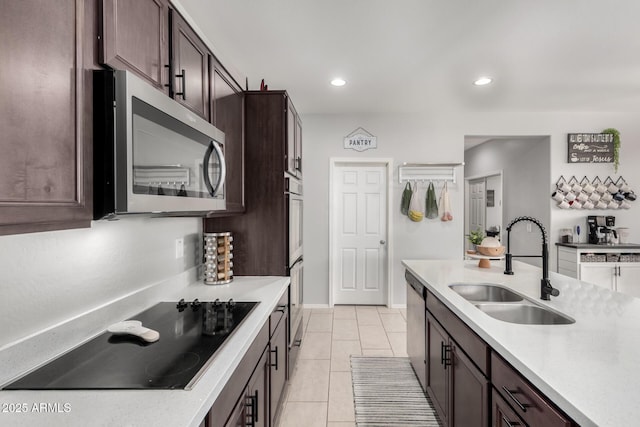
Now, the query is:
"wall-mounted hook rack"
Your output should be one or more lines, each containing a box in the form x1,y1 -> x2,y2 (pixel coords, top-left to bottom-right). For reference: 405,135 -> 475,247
398,162 -> 464,184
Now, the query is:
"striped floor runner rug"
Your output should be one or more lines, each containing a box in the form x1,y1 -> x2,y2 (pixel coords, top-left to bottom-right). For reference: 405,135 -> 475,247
351,356 -> 442,427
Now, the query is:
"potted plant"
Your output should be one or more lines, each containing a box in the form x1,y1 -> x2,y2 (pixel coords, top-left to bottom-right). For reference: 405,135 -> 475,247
602,128 -> 620,173
466,228 -> 485,252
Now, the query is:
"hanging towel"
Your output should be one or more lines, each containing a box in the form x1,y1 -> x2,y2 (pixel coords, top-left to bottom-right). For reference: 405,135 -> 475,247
440,181 -> 453,221
400,181 -> 413,215
425,181 -> 438,219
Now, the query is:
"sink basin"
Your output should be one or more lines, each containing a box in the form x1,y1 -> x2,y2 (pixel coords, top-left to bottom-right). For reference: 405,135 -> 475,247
474,303 -> 575,325
449,283 -> 524,302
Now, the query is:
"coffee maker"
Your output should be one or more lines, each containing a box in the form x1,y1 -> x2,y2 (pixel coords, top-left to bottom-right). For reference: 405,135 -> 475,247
587,215 -> 616,244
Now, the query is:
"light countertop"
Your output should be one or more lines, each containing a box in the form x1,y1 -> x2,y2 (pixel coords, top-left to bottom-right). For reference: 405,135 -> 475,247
0,275 -> 290,427
402,259 -> 640,427
555,242 -> 640,250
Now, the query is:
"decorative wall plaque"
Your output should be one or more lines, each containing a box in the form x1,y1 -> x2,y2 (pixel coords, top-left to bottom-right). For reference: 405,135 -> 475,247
567,133 -> 614,163
344,127 -> 377,152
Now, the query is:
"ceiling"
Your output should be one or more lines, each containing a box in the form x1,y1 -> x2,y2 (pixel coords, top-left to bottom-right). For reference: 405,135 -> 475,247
178,0 -> 640,116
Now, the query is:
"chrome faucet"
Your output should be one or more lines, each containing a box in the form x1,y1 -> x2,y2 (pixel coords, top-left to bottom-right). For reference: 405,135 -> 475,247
503,216 -> 559,300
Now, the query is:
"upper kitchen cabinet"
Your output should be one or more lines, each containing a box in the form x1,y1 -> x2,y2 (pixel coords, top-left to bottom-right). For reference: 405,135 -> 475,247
210,61 -> 245,213
286,99 -> 303,178
100,0 -> 169,93
170,10 -> 209,120
0,0 -> 93,235
244,91 -> 302,180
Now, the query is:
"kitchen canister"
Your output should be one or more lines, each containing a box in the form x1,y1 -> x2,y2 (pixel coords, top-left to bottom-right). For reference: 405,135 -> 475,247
203,232 -> 234,285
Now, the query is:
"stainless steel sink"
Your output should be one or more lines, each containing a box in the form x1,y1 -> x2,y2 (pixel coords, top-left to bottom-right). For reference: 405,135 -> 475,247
449,283 -> 524,302
474,303 -> 575,325
448,283 -> 574,325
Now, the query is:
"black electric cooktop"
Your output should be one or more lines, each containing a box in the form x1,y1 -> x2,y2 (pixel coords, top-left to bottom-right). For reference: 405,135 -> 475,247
4,299 -> 259,390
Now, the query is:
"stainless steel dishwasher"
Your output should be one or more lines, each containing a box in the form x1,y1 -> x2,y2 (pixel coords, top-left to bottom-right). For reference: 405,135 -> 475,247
406,270 -> 427,392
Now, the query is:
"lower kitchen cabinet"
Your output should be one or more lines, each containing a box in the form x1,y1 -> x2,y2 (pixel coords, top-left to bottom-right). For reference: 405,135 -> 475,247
491,353 -> 573,427
270,308 -> 288,427
427,314 -> 449,425
426,312 -> 488,427
208,287 -> 295,427
492,389 -> 526,427
225,348 -> 269,427
451,342 -> 489,426
580,263 -> 640,298
405,270 -> 579,427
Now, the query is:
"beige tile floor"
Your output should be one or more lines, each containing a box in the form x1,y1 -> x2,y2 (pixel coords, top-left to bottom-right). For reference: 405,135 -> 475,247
278,306 -> 408,427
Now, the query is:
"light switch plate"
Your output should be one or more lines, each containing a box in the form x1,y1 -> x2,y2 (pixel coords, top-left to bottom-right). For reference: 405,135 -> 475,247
175,238 -> 184,259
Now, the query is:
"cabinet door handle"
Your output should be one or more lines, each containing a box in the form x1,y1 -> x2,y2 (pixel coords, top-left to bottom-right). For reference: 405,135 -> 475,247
501,415 -> 520,426
502,386 -> 528,412
440,342 -> 452,367
275,304 -> 287,313
271,346 -> 279,370
294,338 -> 302,347
175,69 -> 186,100
245,391 -> 257,426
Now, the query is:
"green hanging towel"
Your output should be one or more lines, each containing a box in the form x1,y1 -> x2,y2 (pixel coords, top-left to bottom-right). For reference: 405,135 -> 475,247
400,182 -> 413,215
425,181 -> 438,219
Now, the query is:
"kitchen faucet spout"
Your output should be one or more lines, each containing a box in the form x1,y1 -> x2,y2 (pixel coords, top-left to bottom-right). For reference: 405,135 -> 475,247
503,216 -> 560,300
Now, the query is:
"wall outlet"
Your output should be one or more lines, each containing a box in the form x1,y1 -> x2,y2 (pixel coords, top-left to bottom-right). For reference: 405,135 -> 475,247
527,223 -> 532,233
175,238 -> 184,259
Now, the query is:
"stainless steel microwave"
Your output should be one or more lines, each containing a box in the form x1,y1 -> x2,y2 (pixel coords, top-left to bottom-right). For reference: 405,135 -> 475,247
93,70 -> 226,219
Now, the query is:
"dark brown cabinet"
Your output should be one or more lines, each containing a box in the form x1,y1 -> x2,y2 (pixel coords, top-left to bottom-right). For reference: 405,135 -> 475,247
206,91 -> 301,275
451,342 -> 489,427
170,11 -> 209,119
285,99 -> 302,178
427,313 -> 450,425
406,270 -> 578,427
426,290 -> 489,427
492,389 -> 526,427
100,0 -> 169,93
426,321 -> 489,427
491,353 -> 573,427
0,0 -> 93,235
244,347 -> 269,427
210,62 -> 245,213
270,304 -> 289,427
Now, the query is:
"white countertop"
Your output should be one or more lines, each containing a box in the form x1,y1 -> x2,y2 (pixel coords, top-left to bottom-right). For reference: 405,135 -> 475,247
0,276 -> 290,427
402,259 -> 640,427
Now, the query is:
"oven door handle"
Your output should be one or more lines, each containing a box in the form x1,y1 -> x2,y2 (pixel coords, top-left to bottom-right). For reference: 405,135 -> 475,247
203,140 -> 226,197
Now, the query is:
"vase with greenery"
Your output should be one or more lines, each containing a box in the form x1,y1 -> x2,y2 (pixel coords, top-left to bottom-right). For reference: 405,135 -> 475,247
466,228 -> 485,251
602,128 -> 620,173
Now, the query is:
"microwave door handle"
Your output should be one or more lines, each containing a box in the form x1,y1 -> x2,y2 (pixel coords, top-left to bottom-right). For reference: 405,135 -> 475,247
202,140 -> 226,197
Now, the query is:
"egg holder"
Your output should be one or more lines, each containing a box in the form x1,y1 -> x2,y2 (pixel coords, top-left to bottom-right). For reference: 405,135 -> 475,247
552,175 -> 636,210
203,232 -> 234,285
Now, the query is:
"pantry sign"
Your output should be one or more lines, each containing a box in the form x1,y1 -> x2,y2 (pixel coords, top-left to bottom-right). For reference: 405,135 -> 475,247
567,133 -> 614,164
344,127 -> 377,152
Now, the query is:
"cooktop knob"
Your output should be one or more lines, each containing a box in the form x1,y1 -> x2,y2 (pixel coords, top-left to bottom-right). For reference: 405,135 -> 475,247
190,299 -> 201,310
176,298 -> 188,311
227,299 -> 236,309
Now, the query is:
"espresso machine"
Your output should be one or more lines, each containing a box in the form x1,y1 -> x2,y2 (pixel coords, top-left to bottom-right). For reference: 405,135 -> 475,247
587,215 -> 616,244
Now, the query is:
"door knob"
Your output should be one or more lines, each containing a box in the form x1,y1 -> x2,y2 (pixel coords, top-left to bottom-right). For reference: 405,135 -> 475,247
380,240 -> 386,244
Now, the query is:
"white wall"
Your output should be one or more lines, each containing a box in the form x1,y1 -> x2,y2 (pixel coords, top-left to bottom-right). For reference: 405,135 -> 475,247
0,217 -> 202,348
302,111 -> 640,306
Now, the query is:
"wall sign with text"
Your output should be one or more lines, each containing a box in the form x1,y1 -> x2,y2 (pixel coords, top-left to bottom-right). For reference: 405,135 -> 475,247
344,127 -> 377,152
567,133 -> 614,164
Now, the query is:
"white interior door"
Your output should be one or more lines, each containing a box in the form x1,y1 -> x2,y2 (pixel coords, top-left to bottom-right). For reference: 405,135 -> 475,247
469,178 -> 486,247
331,163 -> 388,305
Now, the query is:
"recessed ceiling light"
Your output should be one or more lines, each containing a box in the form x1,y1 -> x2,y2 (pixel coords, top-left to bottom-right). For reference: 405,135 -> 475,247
331,78 -> 346,87
474,77 -> 493,86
